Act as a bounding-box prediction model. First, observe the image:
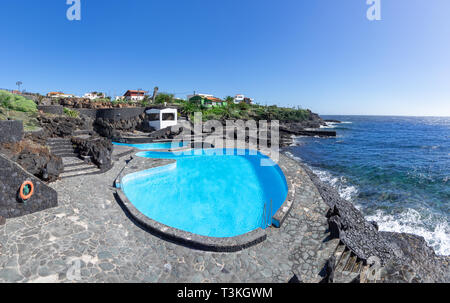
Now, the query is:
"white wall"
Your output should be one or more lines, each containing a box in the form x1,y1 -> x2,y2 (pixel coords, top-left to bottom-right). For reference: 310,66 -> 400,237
146,108 -> 178,130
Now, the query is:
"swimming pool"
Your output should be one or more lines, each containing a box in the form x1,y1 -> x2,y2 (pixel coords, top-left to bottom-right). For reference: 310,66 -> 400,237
120,148 -> 288,238
113,141 -> 188,150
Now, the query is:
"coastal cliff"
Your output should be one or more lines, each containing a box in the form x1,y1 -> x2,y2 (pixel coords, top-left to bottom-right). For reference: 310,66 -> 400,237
297,160 -> 449,283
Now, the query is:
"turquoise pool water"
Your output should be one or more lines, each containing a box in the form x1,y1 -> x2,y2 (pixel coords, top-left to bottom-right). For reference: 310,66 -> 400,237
113,141 -> 188,150
121,148 -> 288,238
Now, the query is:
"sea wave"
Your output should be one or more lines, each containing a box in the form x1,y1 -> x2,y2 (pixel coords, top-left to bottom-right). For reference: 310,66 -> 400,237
283,151 -> 359,202
310,167 -> 359,202
284,150 -> 449,256
366,209 -> 450,256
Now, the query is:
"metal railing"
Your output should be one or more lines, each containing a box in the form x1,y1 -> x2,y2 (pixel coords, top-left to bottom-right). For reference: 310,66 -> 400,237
261,199 -> 273,228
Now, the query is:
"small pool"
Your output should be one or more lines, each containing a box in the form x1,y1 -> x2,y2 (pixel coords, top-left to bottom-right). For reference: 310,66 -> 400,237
120,149 -> 288,238
113,141 -> 189,150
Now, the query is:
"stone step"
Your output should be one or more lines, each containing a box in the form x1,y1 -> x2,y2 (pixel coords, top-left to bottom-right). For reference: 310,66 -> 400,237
63,161 -> 89,168
335,249 -> 351,272
62,160 -> 85,167
73,130 -> 91,135
51,148 -> 75,153
333,271 -> 360,283
360,264 -> 371,283
333,243 -> 346,261
54,153 -> 79,158
352,258 -> 363,273
343,254 -> 358,272
47,138 -> 71,143
63,164 -> 97,173
48,141 -> 72,146
49,144 -> 74,149
60,166 -> 100,178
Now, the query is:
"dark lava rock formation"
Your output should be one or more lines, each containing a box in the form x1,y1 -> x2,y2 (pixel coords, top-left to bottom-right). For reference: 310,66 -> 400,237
37,115 -> 93,138
298,160 -> 449,283
93,114 -> 154,139
0,140 -> 63,182
71,137 -> 113,171
0,153 -> 58,219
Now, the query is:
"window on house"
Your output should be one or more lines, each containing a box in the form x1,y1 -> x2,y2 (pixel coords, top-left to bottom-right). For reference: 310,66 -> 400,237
148,113 -> 160,121
162,113 -> 175,121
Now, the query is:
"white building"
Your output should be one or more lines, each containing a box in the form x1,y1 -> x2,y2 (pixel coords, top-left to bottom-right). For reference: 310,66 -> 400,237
84,92 -> 105,100
146,108 -> 178,130
233,94 -> 245,104
233,94 -> 253,104
47,92 -> 75,98
124,90 -> 146,102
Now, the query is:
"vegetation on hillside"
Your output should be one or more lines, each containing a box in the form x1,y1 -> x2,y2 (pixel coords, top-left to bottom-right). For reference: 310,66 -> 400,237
0,90 -> 40,131
0,90 -> 37,113
180,101 -> 311,122
63,107 -> 79,118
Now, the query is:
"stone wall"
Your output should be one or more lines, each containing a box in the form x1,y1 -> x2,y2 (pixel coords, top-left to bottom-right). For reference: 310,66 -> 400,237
0,153 -> 57,218
37,105 -> 64,115
76,108 -> 147,121
0,120 -> 23,143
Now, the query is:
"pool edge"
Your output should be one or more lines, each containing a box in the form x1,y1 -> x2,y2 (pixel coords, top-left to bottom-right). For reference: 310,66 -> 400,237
114,148 -> 295,252
114,189 -> 267,252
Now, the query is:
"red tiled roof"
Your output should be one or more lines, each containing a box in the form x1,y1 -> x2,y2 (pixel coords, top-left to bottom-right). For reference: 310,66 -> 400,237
124,90 -> 146,96
206,97 -> 224,102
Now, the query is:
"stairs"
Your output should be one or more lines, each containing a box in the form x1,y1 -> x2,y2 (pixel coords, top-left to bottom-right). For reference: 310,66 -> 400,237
59,157 -> 102,179
46,138 -> 102,179
332,242 -> 379,283
47,138 -> 78,157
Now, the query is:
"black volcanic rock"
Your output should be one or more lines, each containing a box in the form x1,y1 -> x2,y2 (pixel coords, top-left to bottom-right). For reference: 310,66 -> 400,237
0,153 -> 58,218
37,115 -> 92,138
71,137 -> 113,171
93,114 -> 155,139
0,140 -> 63,182
294,157 -> 449,282
148,126 -> 185,140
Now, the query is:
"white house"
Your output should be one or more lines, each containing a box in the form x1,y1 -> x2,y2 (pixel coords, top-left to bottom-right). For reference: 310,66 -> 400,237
233,94 -> 253,104
146,108 -> 178,130
84,92 -> 105,100
47,92 -> 76,98
124,90 -> 146,102
233,94 -> 245,104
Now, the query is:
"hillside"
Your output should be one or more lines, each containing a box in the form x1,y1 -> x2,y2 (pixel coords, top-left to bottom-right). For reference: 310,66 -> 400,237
0,90 -> 40,131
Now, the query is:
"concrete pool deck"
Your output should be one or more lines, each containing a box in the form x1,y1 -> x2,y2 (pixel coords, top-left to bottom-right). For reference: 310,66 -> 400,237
0,145 -> 339,283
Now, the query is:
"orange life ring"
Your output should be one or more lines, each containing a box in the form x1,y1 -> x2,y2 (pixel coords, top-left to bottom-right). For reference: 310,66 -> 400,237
19,181 -> 34,200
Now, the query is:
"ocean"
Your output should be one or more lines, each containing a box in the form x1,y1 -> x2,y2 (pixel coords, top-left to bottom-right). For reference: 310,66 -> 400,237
285,115 -> 449,256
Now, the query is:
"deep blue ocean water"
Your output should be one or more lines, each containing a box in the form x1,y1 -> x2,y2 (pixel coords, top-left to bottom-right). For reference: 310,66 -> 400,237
286,116 -> 449,255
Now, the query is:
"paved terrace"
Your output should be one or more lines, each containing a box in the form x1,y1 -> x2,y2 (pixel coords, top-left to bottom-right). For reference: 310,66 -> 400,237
0,146 -> 338,283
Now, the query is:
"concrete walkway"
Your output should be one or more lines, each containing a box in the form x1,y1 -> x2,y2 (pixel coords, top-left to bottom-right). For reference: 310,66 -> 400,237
0,149 -> 338,283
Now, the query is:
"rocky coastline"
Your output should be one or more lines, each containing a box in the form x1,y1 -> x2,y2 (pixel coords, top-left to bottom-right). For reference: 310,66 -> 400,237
1,106 -> 448,283
292,155 -> 449,283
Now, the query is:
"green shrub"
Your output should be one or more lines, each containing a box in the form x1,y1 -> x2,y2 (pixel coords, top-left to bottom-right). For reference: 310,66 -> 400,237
63,107 -> 79,118
154,93 -> 174,104
0,90 -> 37,113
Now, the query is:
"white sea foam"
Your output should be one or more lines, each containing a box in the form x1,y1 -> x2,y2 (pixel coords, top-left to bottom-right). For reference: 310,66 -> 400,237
366,209 -> 450,256
284,152 -> 359,202
320,123 -> 338,129
310,167 -> 358,202
284,150 -> 449,256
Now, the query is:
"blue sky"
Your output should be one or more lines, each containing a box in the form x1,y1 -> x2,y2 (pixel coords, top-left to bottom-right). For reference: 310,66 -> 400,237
1,0 -> 449,116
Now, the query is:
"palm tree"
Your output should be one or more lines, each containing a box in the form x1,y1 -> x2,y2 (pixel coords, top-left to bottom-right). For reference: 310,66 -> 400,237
16,81 -> 22,92
151,86 -> 159,104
